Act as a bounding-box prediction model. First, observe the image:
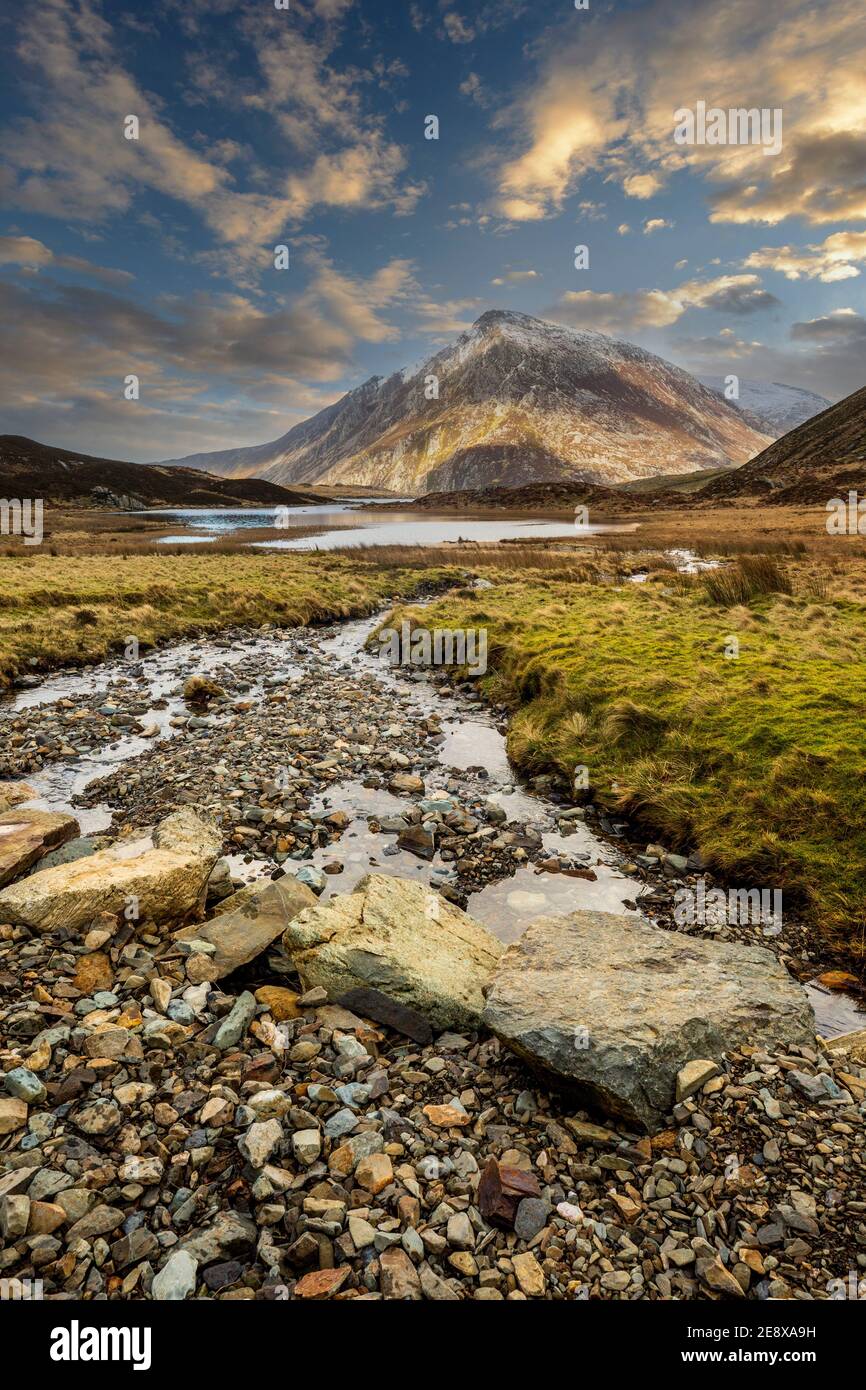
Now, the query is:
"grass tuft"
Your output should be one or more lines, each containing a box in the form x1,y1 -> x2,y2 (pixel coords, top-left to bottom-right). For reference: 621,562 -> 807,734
702,555 -> 793,605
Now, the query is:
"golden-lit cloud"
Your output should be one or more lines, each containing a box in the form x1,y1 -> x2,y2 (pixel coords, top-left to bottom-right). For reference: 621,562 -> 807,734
491,0 -> 866,227
623,173 -> 665,200
0,235 -> 133,285
745,231 -> 866,282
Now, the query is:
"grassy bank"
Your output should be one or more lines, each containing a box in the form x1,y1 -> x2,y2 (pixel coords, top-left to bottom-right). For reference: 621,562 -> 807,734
3,539 -> 865,961
390,557 -> 866,961
0,552 -> 450,684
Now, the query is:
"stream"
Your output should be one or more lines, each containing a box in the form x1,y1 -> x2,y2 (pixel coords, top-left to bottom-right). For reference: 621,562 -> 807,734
3,605 -> 861,1039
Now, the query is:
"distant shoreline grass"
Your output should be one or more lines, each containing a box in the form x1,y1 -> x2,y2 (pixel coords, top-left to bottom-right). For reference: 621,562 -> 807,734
390,556 -> 866,963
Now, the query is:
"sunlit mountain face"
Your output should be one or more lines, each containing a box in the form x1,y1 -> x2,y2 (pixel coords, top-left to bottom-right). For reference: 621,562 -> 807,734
0,0 -> 863,464
158,310 -> 773,492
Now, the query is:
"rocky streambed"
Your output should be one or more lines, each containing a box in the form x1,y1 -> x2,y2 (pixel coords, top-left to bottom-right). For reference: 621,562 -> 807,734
0,603 -> 864,1302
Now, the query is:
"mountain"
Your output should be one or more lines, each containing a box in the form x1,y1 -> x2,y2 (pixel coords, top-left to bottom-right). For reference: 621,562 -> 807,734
158,311 -> 771,493
0,435 -> 321,509
697,386 -> 866,504
699,377 -> 831,437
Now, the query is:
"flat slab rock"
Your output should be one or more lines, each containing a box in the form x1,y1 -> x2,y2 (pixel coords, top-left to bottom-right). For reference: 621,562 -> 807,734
482,910 -> 816,1132
0,782 -> 37,813
173,875 -> 317,979
0,808 -> 80,888
282,872 -> 503,1032
0,809 -> 222,932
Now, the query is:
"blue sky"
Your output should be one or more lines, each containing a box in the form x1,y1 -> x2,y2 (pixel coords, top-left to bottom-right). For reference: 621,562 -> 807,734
0,0 -> 864,461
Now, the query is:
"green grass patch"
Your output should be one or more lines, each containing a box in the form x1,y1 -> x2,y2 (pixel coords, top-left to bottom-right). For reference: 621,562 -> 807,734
0,552 -> 450,685
391,574 -> 866,960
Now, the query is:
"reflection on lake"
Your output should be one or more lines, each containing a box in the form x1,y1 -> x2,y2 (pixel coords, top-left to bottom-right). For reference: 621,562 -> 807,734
147,500 -> 403,542
146,503 -> 639,550
253,513 -> 639,550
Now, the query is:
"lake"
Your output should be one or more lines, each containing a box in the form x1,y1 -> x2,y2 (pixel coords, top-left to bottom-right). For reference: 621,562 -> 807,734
148,505 -> 639,549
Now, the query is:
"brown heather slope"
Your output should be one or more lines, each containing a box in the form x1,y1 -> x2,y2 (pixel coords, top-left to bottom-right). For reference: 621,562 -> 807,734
696,385 -> 866,505
0,435 -> 322,509
394,478 -> 654,513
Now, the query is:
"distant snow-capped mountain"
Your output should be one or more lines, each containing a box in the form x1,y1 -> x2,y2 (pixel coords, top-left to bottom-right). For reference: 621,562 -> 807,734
699,377 -> 831,438
158,310 -> 772,493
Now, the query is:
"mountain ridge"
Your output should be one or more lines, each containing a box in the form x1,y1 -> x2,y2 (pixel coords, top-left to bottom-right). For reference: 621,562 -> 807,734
0,435 -> 322,509
698,377 -> 832,437
157,310 -> 772,493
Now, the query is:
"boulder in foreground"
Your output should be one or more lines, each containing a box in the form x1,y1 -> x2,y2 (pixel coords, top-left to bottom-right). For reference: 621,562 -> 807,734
0,809 -> 222,932
282,873 -> 503,1031
0,808 -> 80,888
482,910 -> 816,1131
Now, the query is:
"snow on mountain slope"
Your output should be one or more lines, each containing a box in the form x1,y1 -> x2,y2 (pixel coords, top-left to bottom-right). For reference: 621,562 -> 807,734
699,377 -> 831,438
159,311 -> 772,493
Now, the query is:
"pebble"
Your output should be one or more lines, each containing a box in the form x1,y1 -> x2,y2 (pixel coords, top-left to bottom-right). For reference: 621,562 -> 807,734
1,619 -> 862,1306
152,1248 -> 199,1301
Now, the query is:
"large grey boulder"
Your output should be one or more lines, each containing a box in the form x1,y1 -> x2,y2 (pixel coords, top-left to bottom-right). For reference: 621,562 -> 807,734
173,874 -> 317,979
0,809 -> 222,932
482,911 -> 816,1131
282,873 -> 503,1031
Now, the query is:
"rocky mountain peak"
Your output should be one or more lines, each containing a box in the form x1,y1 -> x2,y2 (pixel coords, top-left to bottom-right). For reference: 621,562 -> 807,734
158,311 -> 772,494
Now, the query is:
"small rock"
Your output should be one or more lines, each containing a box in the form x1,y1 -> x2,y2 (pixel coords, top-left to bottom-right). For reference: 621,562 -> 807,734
152,1249 -> 199,1301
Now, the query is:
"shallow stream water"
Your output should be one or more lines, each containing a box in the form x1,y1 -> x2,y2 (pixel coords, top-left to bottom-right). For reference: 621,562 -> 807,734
3,606 -> 860,1038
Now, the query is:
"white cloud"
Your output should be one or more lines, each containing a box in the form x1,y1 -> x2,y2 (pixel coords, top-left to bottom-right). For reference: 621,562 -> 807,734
491,269 -> 541,285
548,273 -> 780,334
623,173 -> 664,199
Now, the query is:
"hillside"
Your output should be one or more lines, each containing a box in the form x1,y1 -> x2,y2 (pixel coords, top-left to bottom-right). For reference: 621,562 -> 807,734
697,386 -> 866,504
0,436 -> 321,509
400,479 -> 648,513
158,311 -> 771,493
